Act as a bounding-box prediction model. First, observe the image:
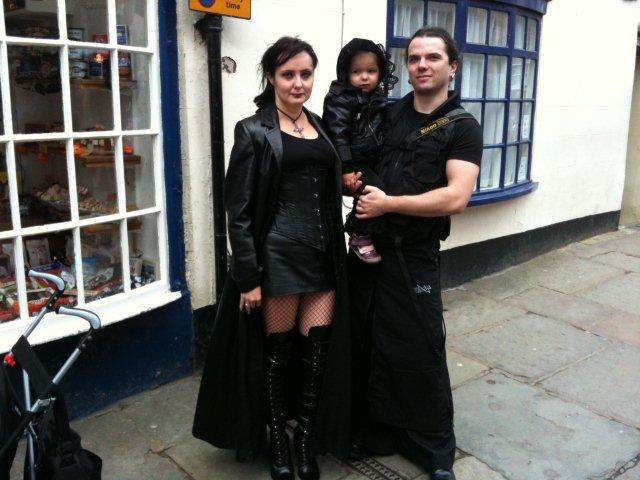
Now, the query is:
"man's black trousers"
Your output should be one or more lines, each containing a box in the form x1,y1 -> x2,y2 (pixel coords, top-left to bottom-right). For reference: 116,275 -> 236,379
350,238 -> 455,471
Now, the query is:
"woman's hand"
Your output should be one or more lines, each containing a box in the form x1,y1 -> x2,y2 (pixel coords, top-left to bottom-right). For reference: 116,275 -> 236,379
240,286 -> 262,314
342,172 -> 363,195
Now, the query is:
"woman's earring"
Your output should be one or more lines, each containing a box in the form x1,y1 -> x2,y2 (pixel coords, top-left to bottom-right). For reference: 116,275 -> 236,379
450,73 -> 456,81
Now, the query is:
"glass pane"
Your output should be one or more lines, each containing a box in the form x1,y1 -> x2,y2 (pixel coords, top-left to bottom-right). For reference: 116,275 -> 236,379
74,137 -> 118,219
461,102 -> 482,125
15,141 -> 70,226
489,11 -> 508,47
521,102 -> 532,141
394,0 -> 424,37
511,57 -> 523,99
390,48 -> 411,98
124,135 -> 155,211
467,8 -> 487,45
518,143 -> 529,181
483,103 -> 504,145
461,53 -> 484,99
24,231 -> 77,314
1,146 -> 11,232
505,145 -> 517,186
69,48 -> 114,131
515,15 -> 526,50
81,221 -> 124,301
116,1 -> 147,47
486,56 -> 507,99
507,102 -> 520,143
129,214 -> 159,289
526,18 -> 537,51
0,240 -> 19,323
65,0 -> 109,43
480,148 -> 501,190
4,0 -> 59,38
524,59 -> 536,99
9,46 -> 64,134
427,2 -> 455,34
120,53 -> 151,130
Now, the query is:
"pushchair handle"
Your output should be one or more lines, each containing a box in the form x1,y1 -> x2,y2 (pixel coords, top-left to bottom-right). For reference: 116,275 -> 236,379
26,269 -> 65,293
56,306 -> 101,330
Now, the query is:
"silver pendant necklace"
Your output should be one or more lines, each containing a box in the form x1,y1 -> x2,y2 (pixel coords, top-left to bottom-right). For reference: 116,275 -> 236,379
277,106 -> 305,138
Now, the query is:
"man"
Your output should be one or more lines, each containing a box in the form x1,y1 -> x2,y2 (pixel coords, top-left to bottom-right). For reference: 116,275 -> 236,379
348,27 -> 482,480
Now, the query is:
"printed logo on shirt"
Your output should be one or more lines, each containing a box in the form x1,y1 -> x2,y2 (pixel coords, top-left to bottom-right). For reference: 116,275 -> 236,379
414,284 -> 432,294
417,117 -> 450,138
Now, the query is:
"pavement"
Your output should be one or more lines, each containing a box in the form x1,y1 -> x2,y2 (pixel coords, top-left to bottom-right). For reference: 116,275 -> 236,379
11,227 -> 640,479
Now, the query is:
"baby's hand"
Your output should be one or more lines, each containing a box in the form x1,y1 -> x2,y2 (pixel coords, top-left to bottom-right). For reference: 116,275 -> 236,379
342,172 -> 363,194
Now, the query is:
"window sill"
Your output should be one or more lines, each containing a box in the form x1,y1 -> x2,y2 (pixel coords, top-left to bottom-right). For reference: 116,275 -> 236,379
0,284 -> 182,353
469,181 -> 538,206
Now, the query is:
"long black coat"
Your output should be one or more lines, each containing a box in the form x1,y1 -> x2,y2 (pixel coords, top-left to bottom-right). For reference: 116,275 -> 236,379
192,104 -> 351,460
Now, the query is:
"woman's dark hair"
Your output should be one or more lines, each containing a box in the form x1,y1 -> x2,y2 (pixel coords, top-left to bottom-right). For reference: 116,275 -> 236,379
404,27 -> 460,65
254,36 -> 319,110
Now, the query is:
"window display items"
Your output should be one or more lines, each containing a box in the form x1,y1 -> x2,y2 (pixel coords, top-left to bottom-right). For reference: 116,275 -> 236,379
68,27 -> 84,61
117,25 -> 132,79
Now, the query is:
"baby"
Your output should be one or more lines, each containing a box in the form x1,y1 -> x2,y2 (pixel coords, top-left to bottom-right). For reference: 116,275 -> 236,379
323,38 -> 396,264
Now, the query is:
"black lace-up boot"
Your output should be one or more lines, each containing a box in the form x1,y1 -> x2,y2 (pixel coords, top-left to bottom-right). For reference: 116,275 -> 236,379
294,325 -> 331,480
266,331 -> 295,480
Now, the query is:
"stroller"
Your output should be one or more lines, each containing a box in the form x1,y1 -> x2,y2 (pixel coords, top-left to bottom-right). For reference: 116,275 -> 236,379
0,269 -> 102,479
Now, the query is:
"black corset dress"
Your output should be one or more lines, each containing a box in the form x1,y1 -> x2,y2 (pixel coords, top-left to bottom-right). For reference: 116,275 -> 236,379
260,131 -> 336,297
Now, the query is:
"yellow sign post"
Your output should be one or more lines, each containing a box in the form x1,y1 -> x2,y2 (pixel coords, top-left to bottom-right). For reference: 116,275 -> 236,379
189,0 -> 251,19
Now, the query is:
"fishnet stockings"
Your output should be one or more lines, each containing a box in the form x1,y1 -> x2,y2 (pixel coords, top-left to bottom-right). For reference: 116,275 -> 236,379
262,290 -> 336,336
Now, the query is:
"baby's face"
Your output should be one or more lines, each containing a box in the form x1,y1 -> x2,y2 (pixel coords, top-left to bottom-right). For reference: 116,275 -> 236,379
349,52 -> 380,93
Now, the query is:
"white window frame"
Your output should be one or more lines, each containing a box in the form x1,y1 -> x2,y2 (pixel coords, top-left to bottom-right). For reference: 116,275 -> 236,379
0,0 -> 179,352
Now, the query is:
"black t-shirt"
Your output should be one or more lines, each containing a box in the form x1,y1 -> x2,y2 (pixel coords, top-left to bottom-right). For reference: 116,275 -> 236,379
376,94 -> 483,241
402,107 -> 483,167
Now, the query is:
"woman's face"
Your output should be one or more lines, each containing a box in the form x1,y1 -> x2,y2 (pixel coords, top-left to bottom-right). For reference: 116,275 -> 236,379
269,51 -> 315,109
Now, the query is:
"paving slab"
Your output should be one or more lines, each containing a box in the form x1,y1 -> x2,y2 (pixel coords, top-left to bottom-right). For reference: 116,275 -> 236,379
580,272 -> 640,316
448,313 -> 610,381
447,349 -> 489,388
595,233 -> 640,258
73,408 -> 190,479
517,253 -> 623,295
465,270 -> 535,301
415,456 -> 508,480
120,375 -> 200,450
541,343 -> 640,428
506,286 -> 640,347
617,459 -> 640,480
564,241 -> 614,259
453,372 -> 640,480
592,251 -> 640,273
167,436 -> 351,480
443,289 -> 525,337
375,453 -> 425,479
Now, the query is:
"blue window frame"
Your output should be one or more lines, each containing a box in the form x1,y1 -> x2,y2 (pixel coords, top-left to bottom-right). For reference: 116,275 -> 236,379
387,0 -> 548,204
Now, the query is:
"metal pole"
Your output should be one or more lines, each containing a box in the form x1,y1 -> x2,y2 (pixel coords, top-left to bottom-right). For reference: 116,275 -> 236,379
195,14 -> 227,303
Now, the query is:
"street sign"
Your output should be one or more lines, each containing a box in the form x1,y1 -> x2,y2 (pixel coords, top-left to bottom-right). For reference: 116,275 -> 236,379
189,0 -> 251,19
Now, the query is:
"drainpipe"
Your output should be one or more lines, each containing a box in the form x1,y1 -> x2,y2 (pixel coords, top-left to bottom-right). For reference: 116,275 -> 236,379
195,14 -> 227,303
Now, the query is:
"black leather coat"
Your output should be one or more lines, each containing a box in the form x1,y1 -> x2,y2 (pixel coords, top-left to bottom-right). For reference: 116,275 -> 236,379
322,81 -> 386,174
192,104 -> 351,459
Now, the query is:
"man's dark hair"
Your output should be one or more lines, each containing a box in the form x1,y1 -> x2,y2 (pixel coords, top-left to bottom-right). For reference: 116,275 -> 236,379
254,36 -> 319,110
404,27 -> 460,65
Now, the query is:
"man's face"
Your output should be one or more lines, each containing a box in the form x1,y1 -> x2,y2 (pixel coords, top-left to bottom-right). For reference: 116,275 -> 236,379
406,36 -> 457,96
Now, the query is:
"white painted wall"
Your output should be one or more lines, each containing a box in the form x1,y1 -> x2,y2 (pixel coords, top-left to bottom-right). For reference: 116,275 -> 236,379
445,0 -> 640,249
622,55 -> 640,226
177,0 -> 640,309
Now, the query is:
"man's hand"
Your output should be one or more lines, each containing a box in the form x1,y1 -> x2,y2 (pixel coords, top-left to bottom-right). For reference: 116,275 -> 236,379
356,186 -> 390,219
342,172 -> 363,195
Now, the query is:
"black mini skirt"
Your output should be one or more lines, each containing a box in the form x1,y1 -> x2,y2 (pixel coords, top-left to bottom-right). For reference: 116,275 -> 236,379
261,229 -> 335,297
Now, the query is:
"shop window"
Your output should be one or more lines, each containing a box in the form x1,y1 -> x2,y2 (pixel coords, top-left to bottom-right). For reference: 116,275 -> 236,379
387,0 -> 544,204
0,0 -> 168,330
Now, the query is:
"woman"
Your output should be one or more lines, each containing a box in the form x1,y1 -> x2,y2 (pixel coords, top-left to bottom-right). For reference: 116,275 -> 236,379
192,37 -> 351,480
